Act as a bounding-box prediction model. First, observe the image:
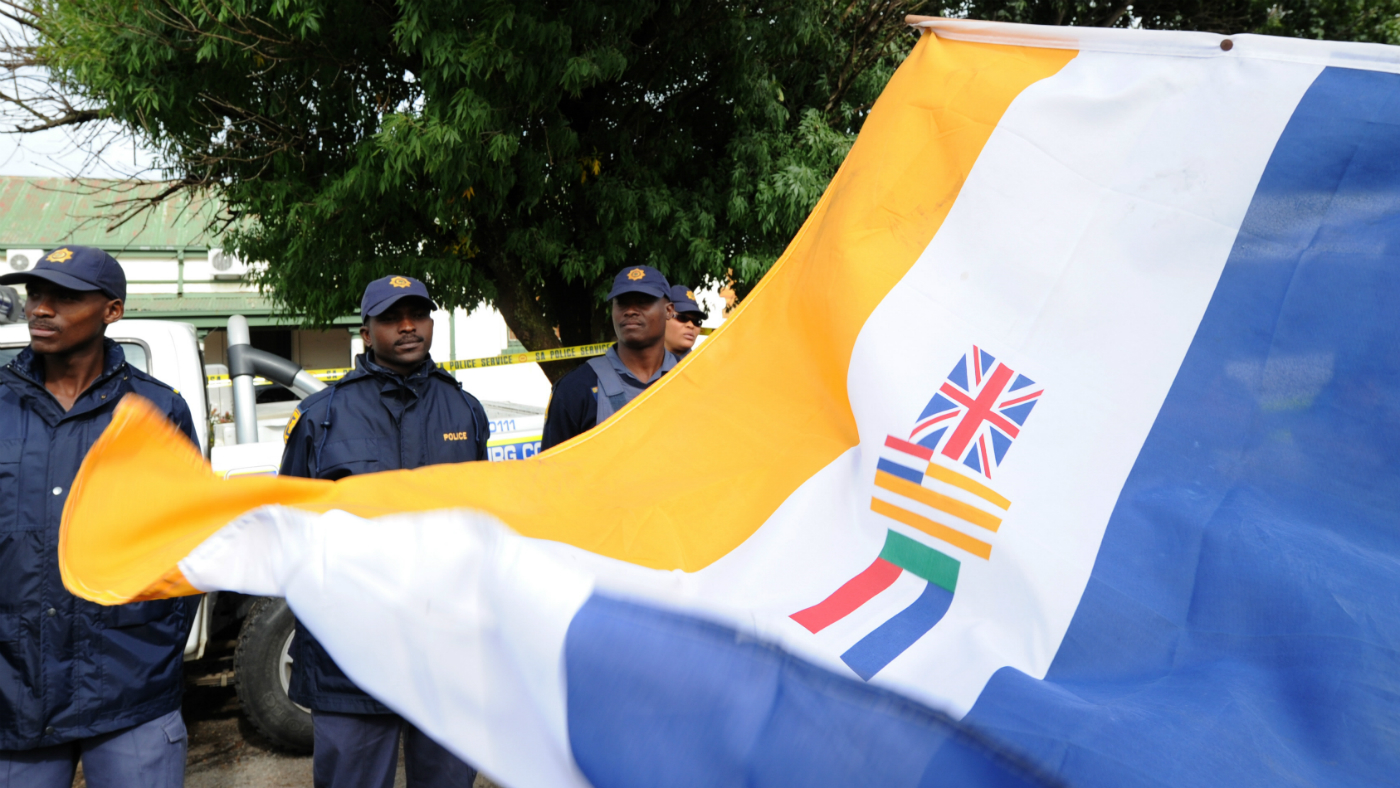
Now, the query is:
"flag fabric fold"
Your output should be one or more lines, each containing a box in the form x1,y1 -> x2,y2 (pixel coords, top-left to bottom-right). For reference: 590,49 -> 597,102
180,506 -> 1061,788
58,18 -> 1400,788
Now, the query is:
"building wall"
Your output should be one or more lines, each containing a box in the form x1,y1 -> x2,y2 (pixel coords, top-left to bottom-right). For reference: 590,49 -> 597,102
203,328 -> 227,365
293,328 -> 354,370
202,327 -> 352,370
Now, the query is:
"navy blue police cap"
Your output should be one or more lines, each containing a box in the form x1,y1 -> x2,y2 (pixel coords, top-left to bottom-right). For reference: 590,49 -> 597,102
607,265 -> 671,301
0,245 -> 126,301
361,275 -> 438,319
668,284 -> 707,318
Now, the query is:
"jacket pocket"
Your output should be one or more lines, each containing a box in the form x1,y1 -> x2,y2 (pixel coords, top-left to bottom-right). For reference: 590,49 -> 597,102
100,599 -> 188,714
161,709 -> 188,743
316,438 -> 383,480
0,439 -> 20,533
0,611 -> 33,737
108,600 -> 173,629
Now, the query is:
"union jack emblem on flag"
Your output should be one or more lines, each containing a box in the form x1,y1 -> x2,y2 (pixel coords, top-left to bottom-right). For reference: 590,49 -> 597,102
909,346 -> 1043,479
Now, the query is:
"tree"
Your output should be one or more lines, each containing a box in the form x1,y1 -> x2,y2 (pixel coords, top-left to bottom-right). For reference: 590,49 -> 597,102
6,0 -> 923,378
6,0 -> 1398,380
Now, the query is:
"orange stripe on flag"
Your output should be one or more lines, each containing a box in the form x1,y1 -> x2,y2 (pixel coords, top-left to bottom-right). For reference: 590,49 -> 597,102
870,497 -> 993,560
923,462 -> 1011,510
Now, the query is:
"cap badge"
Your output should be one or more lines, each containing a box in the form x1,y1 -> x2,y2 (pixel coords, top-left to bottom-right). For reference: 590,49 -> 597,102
627,268 -> 646,281
46,248 -> 74,263
686,290 -> 695,300
390,276 -> 411,288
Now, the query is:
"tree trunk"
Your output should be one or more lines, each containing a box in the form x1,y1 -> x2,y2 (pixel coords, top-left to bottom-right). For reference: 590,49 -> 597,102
538,271 -> 611,382
485,253 -> 566,384
486,254 -> 612,384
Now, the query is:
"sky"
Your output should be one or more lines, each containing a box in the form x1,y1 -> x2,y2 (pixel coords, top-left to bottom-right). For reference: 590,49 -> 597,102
0,12 -> 159,180
0,123 -> 159,179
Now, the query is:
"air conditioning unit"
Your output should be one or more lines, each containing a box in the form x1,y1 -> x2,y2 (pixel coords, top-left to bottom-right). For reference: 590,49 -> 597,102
207,248 -> 248,280
5,249 -> 43,273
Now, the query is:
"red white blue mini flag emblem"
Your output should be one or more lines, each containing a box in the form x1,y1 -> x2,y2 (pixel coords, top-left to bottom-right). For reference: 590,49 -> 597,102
909,345 -> 1043,479
791,345 -> 1043,681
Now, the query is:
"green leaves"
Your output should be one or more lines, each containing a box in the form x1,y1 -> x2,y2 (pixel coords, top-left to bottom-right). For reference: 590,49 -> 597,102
561,48 -> 627,95
31,0 -> 919,351
30,0 -> 1400,360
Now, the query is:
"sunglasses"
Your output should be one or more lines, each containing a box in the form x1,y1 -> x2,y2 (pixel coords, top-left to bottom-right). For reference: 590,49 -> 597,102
673,313 -> 704,327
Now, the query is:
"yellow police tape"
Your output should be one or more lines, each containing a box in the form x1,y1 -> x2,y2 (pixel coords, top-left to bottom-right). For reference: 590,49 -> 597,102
206,330 -> 712,388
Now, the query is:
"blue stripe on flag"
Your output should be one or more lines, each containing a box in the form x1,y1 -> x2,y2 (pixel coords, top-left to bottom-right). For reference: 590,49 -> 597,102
840,581 -> 955,681
564,593 -> 1057,788
966,66 -> 1400,787
876,457 -> 924,484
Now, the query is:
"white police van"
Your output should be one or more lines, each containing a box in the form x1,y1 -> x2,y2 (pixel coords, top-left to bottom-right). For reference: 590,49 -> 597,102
0,317 -> 544,752
484,406 -> 545,461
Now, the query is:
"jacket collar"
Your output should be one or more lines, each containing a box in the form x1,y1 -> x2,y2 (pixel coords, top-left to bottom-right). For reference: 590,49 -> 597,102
1,339 -> 130,423
8,339 -> 126,384
343,352 -> 452,389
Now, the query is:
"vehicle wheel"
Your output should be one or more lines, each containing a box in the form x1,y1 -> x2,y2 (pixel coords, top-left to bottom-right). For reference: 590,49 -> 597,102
235,597 -> 314,753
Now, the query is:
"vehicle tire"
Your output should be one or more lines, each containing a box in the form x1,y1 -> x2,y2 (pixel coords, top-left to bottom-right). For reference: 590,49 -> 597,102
235,597 -> 314,753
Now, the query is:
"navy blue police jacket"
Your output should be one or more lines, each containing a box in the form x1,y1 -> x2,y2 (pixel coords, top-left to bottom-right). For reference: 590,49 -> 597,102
280,352 -> 489,714
0,341 -> 198,750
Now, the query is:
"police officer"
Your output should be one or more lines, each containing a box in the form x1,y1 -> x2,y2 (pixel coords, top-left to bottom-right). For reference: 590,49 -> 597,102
280,275 -> 487,788
0,247 -> 198,787
664,284 -> 707,360
542,265 -> 676,449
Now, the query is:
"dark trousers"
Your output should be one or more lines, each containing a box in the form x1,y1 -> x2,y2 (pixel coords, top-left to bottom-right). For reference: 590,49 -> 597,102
0,709 -> 187,788
312,711 -> 477,788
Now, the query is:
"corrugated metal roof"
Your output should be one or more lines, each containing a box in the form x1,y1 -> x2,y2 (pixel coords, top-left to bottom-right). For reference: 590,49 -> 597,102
126,293 -> 273,315
0,177 -> 221,250
124,293 -> 359,329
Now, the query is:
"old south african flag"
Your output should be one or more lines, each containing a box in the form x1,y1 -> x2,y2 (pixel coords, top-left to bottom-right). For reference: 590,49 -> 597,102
53,18 -> 1400,788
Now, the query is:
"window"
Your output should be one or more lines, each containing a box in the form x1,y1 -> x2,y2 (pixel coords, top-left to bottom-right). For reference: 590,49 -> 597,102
0,341 -> 149,374
118,341 -> 150,373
